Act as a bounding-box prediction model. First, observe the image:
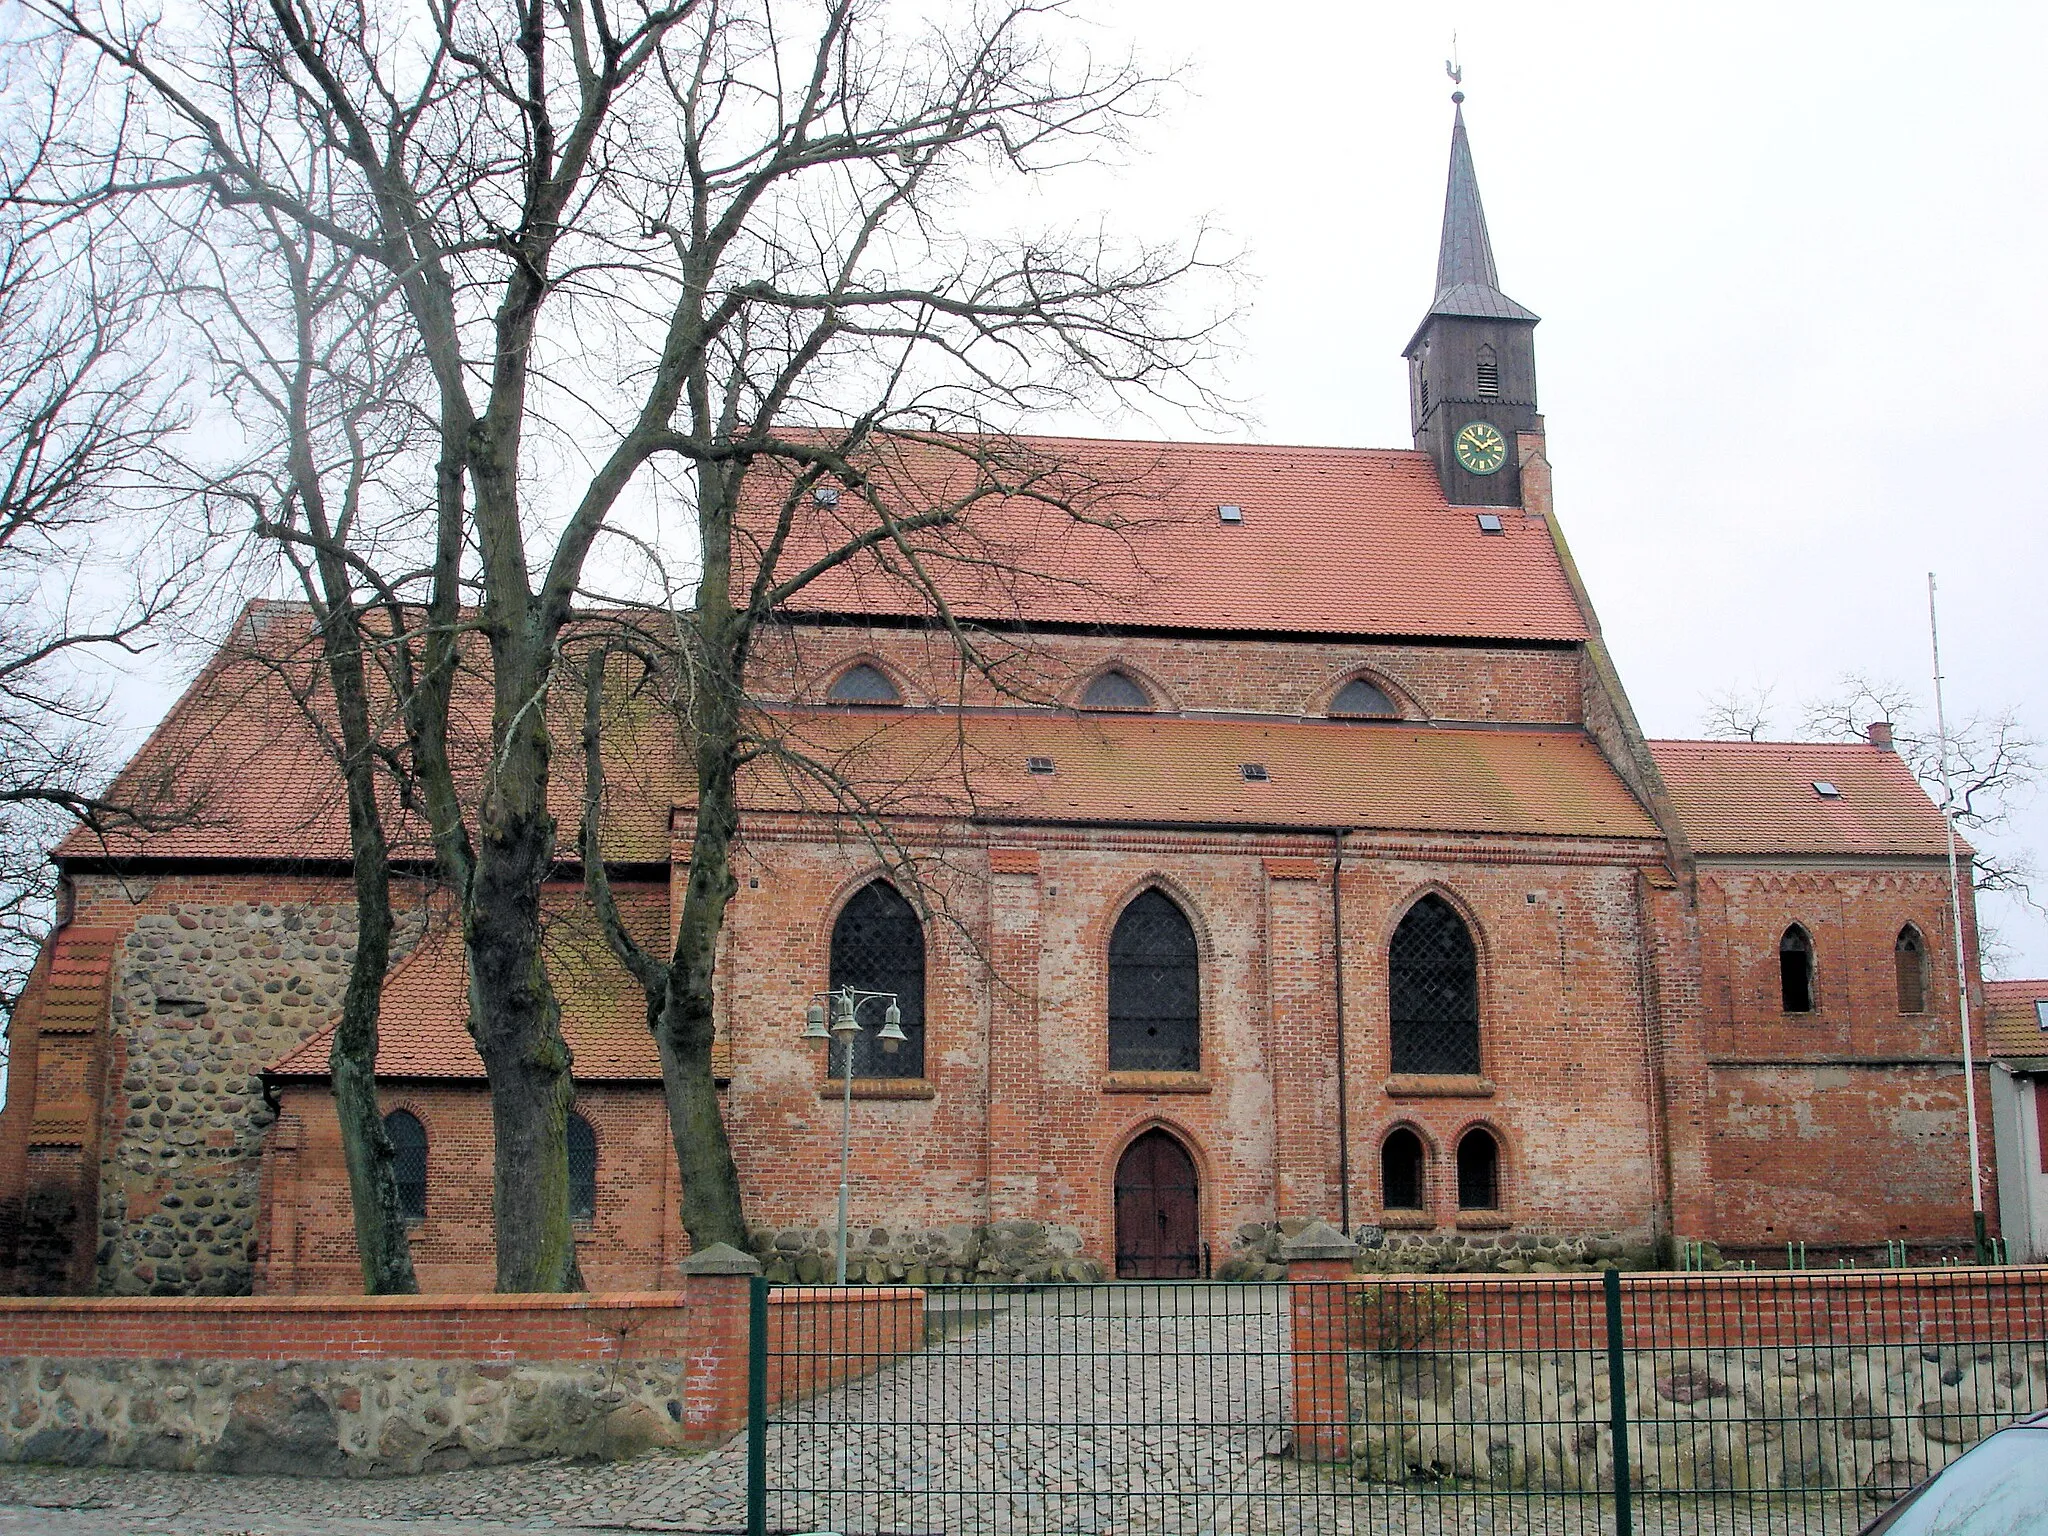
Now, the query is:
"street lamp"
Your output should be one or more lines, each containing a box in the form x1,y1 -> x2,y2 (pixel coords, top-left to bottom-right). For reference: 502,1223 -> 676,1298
800,985 -> 905,1284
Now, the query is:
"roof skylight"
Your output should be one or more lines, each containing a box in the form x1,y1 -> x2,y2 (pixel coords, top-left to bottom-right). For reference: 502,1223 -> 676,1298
1476,513 -> 1504,534
1240,763 -> 1268,782
1812,781 -> 1841,799
1026,756 -> 1055,776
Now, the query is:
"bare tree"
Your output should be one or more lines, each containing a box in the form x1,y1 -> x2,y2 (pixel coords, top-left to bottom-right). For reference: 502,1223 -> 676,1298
0,152 -> 191,1047
1802,672 -> 2040,898
30,0 -> 1226,1275
1699,679 -> 1778,742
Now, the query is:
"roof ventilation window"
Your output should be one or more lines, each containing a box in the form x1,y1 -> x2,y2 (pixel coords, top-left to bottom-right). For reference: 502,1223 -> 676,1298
827,663 -> 901,705
1081,670 -> 1152,711
1240,763 -> 1269,782
1218,503 -> 1244,524
1329,678 -> 1400,719
1812,780 -> 1841,799
1475,513 -> 1504,534
2036,999 -> 2048,1031
1026,756 -> 1055,776
812,484 -> 841,507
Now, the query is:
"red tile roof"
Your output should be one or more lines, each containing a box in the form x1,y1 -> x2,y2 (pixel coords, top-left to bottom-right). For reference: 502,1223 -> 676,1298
736,711 -> 1662,841
1647,741 -> 1956,858
749,435 -> 1592,643
1987,979 -> 2048,1059
268,889 -> 667,1082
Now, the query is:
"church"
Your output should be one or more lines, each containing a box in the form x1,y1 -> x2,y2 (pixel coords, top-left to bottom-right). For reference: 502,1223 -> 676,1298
0,105 -> 1998,1295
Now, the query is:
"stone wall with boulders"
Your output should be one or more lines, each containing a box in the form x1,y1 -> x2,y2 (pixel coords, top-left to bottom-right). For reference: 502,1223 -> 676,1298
0,1355 -> 693,1475
89,890 -> 427,1297
744,1219 -> 1106,1285
1346,1338 -> 2046,1500
1224,1219 -> 1666,1280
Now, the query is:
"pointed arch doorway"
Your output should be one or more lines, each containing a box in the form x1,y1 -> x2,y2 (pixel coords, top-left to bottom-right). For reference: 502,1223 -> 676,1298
1114,1129 -> 1201,1278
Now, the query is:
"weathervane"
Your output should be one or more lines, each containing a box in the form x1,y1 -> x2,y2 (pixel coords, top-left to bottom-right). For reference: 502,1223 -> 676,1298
1446,35 -> 1464,103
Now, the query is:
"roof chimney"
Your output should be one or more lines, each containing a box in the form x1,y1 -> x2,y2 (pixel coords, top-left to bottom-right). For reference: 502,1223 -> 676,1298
1867,721 -> 1895,752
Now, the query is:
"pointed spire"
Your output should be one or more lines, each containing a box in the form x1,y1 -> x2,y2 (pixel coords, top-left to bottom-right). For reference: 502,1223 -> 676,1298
1422,96 -> 1537,328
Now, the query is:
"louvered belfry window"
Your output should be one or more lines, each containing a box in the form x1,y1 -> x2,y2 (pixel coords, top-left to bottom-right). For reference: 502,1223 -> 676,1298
1476,344 -> 1501,399
828,881 -> 926,1078
1108,889 -> 1200,1072
1389,894 -> 1481,1075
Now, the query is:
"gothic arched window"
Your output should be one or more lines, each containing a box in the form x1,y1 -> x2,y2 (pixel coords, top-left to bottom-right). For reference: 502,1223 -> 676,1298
1457,1127 -> 1501,1210
1330,677 -> 1400,718
1108,889 -> 1200,1072
828,663 -> 901,705
828,881 -> 926,1078
1381,1128 -> 1425,1211
1389,894 -> 1481,1075
1895,925 -> 1928,1015
384,1110 -> 427,1224
568,1112 -> 597,1222
1081,670 -> 1152,711
1779,926 -> 1814,1014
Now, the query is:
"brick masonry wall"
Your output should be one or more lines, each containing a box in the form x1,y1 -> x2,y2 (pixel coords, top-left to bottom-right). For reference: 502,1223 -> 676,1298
746,624 -> 1583,724
259,1083 -> 682,1295
1694,862 -> 1998,1252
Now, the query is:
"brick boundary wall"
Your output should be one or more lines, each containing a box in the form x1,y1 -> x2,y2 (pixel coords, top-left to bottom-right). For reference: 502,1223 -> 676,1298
1329,1266 -> 2048,1353
0,1279 -> 924,1471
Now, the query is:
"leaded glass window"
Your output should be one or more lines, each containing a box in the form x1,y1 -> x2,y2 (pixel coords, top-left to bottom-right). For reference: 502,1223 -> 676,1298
1330,678 -> 1399,718
384,1110 -> 427,1223
828,663 -> 901,704
1457,1128 -> 1500,1210
828,881 -> 926,1078
1082,670 -> 1151,710
1389,894 -> 1480,1075
1108,888 -> 1199,1072
568,1112 -> 597,1222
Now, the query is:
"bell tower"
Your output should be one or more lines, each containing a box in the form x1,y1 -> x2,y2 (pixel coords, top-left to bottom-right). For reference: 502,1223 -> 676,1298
1405,94 -> 1540,506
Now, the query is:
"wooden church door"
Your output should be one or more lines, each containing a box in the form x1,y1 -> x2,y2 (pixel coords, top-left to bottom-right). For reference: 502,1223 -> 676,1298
1114,1129 -> 1201,1278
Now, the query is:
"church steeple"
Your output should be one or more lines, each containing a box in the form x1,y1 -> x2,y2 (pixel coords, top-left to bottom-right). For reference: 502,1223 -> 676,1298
1405,96 -> 1541,506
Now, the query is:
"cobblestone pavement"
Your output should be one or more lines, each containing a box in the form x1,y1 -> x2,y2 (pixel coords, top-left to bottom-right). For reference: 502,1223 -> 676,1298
0,1287 -> 1876,1535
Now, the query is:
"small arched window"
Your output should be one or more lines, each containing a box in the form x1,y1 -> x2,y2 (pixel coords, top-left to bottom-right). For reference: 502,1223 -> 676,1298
1389,894 -> 1481,1075
1081,670 -> 1152,711
1457,1128 -> 1500,1210
1475,344 -> 1500,399
567,1112 -> 597,1222
828,663 -> 901,705
384,1110 -> 427,1224
1895,925 -> 1928,1015
1108,888 -> 1200,1072
1381,1128 -> 1425,1211
1779,926 -> 1815,1014
1330,677 -> 1400,718
828,881 -> 926,1078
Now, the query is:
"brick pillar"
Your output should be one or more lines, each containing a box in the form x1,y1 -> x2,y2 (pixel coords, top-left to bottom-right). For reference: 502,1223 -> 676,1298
1282,1220 -> 1358,1463
677,1241 -> 762,1448
987,848 -> 1045,1221
1265,859 -> 1338,1221
1636,871 -> 1715,1246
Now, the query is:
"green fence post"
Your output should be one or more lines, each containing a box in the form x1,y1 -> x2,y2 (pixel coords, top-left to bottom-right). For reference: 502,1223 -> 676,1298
1604,1267 -> 1633,1536
747,1274 -> 768,1536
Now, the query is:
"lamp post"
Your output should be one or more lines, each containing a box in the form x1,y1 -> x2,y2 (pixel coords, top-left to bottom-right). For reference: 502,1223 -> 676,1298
801,985 -> 905,1284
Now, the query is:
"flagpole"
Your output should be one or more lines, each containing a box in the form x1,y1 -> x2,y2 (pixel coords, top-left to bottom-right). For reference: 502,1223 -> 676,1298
1928,572 -> 1988,1263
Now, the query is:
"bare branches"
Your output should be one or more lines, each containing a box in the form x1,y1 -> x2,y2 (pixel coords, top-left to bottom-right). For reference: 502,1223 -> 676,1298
1699,680 -> 1777,743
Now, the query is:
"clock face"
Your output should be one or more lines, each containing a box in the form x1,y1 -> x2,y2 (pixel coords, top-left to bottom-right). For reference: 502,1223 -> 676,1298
1454,421 -> 1508,476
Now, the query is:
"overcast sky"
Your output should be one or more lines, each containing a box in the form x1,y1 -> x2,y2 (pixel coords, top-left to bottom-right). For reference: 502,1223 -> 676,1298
91,0 -> 2048,972
1033,0 -> 2048,972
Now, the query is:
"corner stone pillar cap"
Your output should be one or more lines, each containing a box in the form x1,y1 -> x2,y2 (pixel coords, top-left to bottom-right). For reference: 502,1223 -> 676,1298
1279,1221 -> 1359,1263
677,1242 -> 763,1276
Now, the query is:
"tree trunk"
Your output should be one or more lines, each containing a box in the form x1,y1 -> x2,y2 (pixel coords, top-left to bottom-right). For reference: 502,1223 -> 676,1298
464,617 -> 583,1292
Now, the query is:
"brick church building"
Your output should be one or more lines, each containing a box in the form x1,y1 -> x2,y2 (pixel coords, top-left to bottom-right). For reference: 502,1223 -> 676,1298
0,106 -> 1998,1295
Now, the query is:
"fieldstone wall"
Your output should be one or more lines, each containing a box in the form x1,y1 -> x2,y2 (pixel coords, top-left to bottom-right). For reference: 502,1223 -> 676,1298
1224,1219 -> 1668,1280
745,1219 -> 1106,1285
0,1356 -> 691,1476
1347,1340 -> 2047,1498
98,899 -> 426,1296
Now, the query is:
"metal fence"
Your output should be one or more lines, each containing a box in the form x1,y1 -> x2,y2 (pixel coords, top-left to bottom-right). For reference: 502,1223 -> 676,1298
746,1268 -> 2048,1536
